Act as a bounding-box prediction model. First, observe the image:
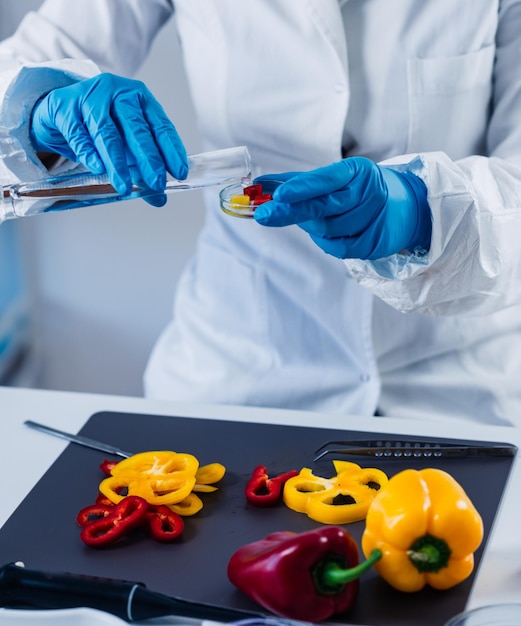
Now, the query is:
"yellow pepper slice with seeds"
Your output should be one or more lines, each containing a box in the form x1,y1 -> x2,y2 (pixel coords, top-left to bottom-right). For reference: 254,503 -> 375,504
283,460 -> 388,524
110,450 -> 199,478
99,452 -> 226,511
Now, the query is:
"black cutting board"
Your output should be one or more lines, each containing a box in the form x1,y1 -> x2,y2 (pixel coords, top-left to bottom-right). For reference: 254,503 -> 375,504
0,411 -> 516,625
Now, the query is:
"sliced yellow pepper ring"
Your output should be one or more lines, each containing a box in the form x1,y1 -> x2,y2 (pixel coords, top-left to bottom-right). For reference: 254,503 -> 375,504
99,451 -> 227,513
193,462 -> 226,493
168,492 -> 204,516
110,450 -> 199,479
99,471 -> 196,506
281,468 -> 329,512
134,473 -> 196,506
283,461 -> 388,524
99,450 -> 199,506
96,475 -> 130,504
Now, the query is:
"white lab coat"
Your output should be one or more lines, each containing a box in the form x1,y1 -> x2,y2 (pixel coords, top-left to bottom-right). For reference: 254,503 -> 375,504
1,0 -> 521,425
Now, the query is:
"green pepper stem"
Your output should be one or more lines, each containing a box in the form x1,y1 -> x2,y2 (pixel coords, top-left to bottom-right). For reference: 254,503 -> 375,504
315,549 -> 382,594
407,534 -> 451,573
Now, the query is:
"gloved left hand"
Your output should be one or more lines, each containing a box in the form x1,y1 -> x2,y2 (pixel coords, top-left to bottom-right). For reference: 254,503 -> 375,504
253,157 -> 431,260
30,73 -> 188,205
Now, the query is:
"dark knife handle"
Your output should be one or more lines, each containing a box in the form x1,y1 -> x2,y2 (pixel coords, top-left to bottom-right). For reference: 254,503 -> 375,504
0,562 -> 143,619
0,562 -> 265,623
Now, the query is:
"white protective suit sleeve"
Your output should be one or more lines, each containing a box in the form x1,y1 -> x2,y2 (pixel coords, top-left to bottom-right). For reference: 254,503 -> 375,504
0,0 -> 174,184
344,0 -> 521,318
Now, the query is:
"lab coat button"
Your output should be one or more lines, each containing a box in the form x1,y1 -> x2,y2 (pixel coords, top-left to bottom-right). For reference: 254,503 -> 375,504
334,83 -> 345,93
360,373 -> 371,382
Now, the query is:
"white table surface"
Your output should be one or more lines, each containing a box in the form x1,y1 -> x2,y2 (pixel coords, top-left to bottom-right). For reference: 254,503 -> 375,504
1,385 -> 520,624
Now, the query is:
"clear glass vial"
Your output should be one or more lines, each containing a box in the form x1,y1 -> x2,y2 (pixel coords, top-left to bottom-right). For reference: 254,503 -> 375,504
1,146 -> 251,221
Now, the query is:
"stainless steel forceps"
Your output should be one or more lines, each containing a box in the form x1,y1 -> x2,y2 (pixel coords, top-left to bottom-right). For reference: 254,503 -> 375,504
313,439 -> 517,462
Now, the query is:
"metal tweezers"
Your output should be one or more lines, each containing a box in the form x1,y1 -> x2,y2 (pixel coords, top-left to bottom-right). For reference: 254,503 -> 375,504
313,439 -> 517,462
25,420 -> 133,458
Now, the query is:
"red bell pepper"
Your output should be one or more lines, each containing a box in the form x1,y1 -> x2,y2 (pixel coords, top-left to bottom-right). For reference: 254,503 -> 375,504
146,505 -> 184,542
79,495 -> 149,548
245,465 -> 298,507
227,526 -> 381,622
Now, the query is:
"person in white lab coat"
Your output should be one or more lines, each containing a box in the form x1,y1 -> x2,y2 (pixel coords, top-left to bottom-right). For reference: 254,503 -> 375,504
0,1 -> 520,426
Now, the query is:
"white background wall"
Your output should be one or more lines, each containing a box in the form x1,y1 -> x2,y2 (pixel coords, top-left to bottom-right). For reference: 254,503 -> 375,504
1,2 -> 204,396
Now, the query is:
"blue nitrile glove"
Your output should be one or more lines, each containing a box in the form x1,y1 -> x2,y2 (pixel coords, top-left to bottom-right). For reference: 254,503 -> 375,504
254,157 -> 431,260
30,73 -> 188,203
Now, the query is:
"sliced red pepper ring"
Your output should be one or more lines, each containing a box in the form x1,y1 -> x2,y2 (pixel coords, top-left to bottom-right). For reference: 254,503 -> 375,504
80,495 -> 149,548
95,493 -> 115,507
245,465 -> 299,507
99,458 -> 119,476
147,505 -> 185,542
76,503 -> 113,527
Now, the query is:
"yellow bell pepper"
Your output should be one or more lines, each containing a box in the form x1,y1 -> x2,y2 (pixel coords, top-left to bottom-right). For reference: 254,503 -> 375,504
99,450 -> 199,506
361,468 -> 484,592
283,460 -> 388,524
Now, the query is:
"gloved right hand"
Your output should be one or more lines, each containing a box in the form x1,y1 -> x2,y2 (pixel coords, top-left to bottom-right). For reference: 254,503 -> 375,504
254,157 -> 431,260
30,73 -> 188,199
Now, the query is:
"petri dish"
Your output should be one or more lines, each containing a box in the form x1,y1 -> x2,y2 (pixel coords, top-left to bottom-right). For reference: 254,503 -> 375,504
220,179 -> 282,218
444,604 -> 521,625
